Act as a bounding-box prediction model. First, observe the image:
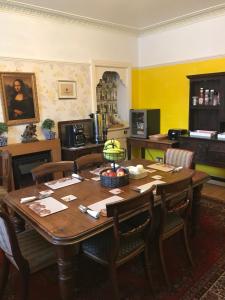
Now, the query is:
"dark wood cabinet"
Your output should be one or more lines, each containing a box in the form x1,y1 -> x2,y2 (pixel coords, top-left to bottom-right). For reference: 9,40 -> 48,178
179,135 -> 225,169
61,143 -> 104,161
187,72 -> 225,132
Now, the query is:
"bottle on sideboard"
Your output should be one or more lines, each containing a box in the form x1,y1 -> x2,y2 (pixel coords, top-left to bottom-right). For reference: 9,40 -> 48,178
204,89 -> 209,105
199,87 -> 204,105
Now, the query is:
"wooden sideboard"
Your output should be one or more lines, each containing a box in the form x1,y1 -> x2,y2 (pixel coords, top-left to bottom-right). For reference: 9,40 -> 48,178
127,137 -> 179,159
61,143 -> 104,161
179,135 -> 225,169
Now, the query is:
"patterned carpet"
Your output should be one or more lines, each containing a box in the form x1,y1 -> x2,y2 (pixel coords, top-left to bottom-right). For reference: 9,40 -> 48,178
1,198 -> 225,300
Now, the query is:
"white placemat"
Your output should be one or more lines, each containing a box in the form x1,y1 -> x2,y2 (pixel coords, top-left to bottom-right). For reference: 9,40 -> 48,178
88,195 -> 124,212
45,177 -> 80,190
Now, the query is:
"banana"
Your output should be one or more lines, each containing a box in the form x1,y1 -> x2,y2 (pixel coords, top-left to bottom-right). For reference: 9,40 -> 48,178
104,139 -> 121,150
103,148 -> 121,154
114,140 -> 121,149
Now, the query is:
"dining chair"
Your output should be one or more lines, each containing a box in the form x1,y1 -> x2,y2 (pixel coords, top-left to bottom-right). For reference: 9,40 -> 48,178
156,172 -> 194,288
81,186 -> 155,299
0,151 -> 13,213
74,153 -> 105,173
164,148 -> 195,169
31,161 -> 74,184
0,211 -> 56,300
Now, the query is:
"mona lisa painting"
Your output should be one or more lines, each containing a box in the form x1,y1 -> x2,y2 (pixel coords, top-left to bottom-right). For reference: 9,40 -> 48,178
0,72 -> 40,126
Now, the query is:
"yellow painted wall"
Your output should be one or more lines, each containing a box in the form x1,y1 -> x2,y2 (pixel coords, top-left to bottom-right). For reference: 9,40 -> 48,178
132,56 -> 225,178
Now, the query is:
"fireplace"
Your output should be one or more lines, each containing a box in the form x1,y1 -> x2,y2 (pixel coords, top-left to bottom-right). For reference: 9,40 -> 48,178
12,151 -> 51,189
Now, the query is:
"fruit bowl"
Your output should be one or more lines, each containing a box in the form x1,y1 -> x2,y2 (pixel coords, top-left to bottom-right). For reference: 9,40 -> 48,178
103,149 -> 126,162
100,167 -> 129,188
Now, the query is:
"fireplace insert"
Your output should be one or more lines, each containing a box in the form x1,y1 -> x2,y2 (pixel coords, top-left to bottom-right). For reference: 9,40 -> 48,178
12,151 -> 51,189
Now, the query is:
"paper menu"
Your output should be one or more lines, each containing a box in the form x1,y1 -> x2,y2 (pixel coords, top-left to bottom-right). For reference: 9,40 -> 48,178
28,197 -> 68,217
137,180 -> 165,193
147,163 -> 175,172
45,177 -> 80,190
88,196 -> 124,212
89,167 -> 106,176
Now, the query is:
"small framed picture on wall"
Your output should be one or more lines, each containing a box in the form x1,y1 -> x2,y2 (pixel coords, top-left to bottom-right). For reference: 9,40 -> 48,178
58,80 -> 77,99
0,72 -> 40,126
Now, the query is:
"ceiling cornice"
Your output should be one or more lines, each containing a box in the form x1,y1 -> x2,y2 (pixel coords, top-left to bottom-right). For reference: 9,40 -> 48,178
0,0 -> 138,35
140,3 -> 225,35
2,0 -> 225,36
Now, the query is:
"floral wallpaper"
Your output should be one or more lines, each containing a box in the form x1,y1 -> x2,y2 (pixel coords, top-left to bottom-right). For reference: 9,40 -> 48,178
0,58 -> 91,143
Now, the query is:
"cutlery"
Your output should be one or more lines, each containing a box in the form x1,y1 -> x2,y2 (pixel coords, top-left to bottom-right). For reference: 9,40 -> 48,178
20,193 -> 51,204
78,204 -> 100,219
72,173 -> 85,181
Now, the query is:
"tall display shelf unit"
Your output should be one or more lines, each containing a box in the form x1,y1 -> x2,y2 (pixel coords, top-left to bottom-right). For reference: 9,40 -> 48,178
187,72 -> 225,132
179,72 -> 225,176
91,60 -> 131,149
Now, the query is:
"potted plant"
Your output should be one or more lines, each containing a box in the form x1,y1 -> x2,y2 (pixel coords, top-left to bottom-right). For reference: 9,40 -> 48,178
0,122 -> 8,146
41,119 -> 56,140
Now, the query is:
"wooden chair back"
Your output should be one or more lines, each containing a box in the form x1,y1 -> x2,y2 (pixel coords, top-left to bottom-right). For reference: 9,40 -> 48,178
164,148 -> 195,169
31,161 -> 74,184
156,172 -> 194,234
0,150 -> 13,192
106,186 -> 155,262
74,153 -> 105,173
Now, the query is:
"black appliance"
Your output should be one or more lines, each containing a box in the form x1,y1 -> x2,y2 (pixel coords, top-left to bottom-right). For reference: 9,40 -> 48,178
130,109 -> 160,138
168,129 -> 188,140
64,124 -> 86,147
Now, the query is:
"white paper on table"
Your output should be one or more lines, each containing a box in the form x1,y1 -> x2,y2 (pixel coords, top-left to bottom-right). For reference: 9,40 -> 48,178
147,163 -> 175,172
90,167 -> 106,176
88,195 -> 124,212
45,177 -> 80,190
138,180 -> 165,193
28,197 -> 68,217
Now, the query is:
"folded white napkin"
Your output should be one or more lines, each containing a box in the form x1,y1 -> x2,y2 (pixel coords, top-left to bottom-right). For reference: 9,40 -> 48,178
20,196 -> 37,204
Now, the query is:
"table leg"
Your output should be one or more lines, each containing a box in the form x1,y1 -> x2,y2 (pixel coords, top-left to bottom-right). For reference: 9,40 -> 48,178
191,184 -> 203,236
56,245 -> 79,300
141,147 -> 145,159
127,142 -> 131,160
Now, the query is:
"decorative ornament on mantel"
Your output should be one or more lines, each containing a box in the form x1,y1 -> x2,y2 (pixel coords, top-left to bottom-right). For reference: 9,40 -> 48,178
41,119 -> 56,140
21,123 -> 39,143
0,122 -> 8,147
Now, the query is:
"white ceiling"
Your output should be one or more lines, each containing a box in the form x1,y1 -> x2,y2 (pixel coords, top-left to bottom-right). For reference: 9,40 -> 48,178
6,0 -> 225,31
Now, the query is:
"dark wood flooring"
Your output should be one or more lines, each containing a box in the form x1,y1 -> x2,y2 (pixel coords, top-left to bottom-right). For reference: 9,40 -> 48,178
202,183 -> 225,202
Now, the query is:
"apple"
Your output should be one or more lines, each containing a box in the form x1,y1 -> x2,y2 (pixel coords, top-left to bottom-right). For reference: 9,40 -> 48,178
116,168 -> 125,177
108,171 -> 117,177
102,171 -> 107,176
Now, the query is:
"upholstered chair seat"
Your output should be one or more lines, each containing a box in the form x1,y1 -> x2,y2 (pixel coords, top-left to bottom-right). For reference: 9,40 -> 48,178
81,187 -> 155,300
0,212 -> 56,300
156,172 -> 195,288
82,228 -> 145,264
16,229 -> 55,273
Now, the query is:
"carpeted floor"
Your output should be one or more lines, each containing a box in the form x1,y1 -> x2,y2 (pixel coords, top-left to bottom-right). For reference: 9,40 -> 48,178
1,198 -> 225,300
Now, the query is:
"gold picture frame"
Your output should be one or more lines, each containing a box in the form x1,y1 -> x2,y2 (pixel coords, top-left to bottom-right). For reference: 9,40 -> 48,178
0,72 -> 40,126
58,80 -> 77,99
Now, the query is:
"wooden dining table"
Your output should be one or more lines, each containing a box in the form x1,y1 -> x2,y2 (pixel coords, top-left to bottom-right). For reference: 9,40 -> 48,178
3,159 -> 209,300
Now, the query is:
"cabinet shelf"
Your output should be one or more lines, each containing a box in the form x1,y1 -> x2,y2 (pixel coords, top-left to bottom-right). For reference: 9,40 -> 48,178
187,72 -> 225,132
190,105 -> 220,110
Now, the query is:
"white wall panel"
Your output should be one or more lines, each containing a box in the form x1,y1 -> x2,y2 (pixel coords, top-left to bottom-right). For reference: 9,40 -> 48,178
0,10 -> 137,65
138,14 -> 225,67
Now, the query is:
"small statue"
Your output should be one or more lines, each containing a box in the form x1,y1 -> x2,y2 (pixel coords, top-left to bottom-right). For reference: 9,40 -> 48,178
21,123 -> 39,143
